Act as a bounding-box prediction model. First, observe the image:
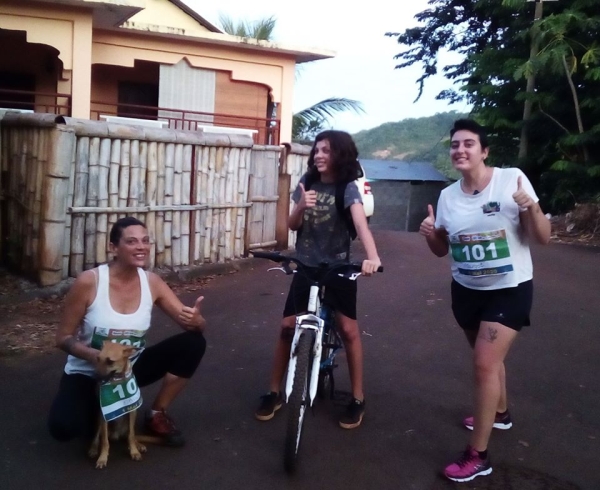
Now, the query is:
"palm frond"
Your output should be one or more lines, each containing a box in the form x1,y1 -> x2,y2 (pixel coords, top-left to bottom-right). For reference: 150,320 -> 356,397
218,14 -> 276,41
251,16 -> 277,41
294,98 -> 365,125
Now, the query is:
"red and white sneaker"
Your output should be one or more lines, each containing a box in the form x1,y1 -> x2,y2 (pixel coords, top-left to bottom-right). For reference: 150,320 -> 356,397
463,410 -> 513,431
444,446 -> 492,482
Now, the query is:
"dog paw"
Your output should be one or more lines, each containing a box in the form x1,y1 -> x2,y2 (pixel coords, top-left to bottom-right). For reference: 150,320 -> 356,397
88,448 -> 99,459
136,442 -> 147,453
95,458 -> 108,469
129,450 -> 143,461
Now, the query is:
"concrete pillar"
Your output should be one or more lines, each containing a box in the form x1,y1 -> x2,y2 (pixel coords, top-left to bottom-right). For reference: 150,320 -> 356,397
70,15 -> 93,119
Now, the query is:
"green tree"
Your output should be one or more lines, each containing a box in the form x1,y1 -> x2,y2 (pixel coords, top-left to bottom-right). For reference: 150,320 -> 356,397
219,15 -> 364,143
387,0 -> 600,212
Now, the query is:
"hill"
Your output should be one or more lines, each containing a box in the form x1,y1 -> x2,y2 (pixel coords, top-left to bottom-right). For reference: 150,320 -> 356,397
353,111 -> 468,179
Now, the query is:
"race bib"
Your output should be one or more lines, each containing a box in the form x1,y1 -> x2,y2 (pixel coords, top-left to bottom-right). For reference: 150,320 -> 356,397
450,229 -> 514,277
99,370 -> 143,422
91,327 -> 146,362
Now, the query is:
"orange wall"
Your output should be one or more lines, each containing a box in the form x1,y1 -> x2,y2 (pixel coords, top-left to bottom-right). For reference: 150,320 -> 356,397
214,71 -> 269,129
92,30 -> 296,140
0,2 -> 93,118
90,61 -> 160,115
90,64 -> 269,127
0,29 -> 67,112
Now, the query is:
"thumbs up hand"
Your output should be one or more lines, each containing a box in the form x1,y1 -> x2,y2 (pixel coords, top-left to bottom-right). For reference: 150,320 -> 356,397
512,175 -> 534,211
179,296 -> 206,331
298,182 -> 317,209
419,204 -> 438,237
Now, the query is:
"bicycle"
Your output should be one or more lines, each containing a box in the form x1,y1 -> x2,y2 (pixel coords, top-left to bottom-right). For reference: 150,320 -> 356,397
251,250 -> 382,474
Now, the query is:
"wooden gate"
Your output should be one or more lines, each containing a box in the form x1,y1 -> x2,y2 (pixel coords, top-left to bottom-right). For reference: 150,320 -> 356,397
245,146 -> 281,252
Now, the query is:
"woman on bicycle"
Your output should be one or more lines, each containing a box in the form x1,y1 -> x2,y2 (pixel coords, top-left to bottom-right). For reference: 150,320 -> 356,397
419,119 -> 550,482
255,130 -> 381,429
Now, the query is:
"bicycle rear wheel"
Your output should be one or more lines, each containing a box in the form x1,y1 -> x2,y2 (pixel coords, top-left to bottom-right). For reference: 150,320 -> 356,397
284,329 -> 314,474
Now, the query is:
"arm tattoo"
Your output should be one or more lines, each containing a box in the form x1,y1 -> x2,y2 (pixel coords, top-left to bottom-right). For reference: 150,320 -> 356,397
59,336 -> 78,355
480,327 -> 499,344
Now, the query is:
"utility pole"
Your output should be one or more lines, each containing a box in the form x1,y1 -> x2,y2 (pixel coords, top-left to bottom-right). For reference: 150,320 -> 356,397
518,0 -> 557,161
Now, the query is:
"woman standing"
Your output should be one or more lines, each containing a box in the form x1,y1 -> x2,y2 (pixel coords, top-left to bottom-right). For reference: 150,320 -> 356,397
420,119 -> 551,482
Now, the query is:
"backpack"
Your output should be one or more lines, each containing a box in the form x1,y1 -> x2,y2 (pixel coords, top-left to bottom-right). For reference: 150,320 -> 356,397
298,173 -> 357,241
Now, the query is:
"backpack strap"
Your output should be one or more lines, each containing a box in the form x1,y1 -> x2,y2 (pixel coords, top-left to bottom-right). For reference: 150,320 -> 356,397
335,182 -> 357,240
296,172 -> 315,240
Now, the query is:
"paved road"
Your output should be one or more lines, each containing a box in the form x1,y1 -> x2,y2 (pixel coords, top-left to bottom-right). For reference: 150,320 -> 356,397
1,231 -> 598,490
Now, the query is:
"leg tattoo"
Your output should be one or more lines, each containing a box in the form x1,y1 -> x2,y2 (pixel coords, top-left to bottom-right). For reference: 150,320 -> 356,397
479,326 -> 499,343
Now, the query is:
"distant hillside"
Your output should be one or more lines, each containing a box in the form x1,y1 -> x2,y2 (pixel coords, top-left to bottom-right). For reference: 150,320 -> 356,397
353,111 -> 468,179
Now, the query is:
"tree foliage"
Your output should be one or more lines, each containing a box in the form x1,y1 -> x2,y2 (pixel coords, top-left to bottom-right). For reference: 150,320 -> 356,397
353,111 -> 466,180
387,0 -> 600,212
218,14 -> 277,40
292,98 -> 365,143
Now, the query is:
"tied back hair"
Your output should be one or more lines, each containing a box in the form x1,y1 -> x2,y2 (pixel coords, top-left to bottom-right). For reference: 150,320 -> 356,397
306,130 -> 362,184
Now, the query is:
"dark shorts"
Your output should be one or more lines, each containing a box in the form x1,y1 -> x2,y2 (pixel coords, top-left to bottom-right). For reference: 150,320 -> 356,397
47,331 -> 206,442
283,269 -> 358,320
451,279 -> 533,332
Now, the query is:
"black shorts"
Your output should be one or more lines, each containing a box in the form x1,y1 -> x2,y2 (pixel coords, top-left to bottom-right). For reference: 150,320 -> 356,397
283,268 -> 358,320
451,279 -> 533,332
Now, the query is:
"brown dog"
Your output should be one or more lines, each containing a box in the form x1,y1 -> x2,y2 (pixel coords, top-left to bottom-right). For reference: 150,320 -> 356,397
88,341 -> 146,469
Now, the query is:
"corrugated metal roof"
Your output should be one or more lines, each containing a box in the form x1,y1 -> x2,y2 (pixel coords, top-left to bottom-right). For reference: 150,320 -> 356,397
360,159 -> 449,182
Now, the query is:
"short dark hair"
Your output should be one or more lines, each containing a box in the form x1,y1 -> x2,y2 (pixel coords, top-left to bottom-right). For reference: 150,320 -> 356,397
450,119 -> 489,150
306,130 -> 362,183
109,217 -> 146,245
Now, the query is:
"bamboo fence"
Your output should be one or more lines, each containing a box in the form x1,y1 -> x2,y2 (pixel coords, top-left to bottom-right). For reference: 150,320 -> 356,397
0,113 -> 283,286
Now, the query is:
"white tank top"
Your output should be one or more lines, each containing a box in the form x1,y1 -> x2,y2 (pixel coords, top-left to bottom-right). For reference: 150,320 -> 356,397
64,263 -> 153,376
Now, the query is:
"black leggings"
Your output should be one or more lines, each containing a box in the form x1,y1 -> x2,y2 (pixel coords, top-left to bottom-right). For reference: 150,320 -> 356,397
47,331 -> 206,441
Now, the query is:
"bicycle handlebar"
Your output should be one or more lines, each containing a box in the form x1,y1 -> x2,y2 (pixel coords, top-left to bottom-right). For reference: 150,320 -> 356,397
250,251 -> 384,274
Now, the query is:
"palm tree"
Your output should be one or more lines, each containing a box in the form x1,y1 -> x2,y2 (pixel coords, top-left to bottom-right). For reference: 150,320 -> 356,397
218,14 -> 276,40
219,15 -> 365,142
292,98 -> 365,143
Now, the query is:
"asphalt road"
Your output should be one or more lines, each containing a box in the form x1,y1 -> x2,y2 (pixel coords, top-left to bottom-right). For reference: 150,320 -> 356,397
1,230 -> 598,490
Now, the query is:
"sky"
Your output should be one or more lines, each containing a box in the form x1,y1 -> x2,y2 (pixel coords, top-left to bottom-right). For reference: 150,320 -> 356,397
184,0 -> 471,134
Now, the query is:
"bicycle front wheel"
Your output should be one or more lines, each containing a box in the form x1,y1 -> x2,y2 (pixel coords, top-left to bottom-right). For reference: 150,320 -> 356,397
317,326 -> 335,399
284,329 -> 314,474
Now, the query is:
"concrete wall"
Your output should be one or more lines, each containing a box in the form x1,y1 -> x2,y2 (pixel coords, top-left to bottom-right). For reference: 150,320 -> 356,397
369,180 -> 448,232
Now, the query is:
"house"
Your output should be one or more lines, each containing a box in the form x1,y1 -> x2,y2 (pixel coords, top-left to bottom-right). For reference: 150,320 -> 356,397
360,159 -> 450,232
0,0 -> 333,144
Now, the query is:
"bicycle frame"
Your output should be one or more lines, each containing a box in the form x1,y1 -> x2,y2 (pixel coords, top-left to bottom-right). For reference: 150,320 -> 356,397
251,250 -> 381,474
285,283 -> 324,407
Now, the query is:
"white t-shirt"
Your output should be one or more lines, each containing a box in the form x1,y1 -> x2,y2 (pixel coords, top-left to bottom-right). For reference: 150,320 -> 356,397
435,167 -> 539,290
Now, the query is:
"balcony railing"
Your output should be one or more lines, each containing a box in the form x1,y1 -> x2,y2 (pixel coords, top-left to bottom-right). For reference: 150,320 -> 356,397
90,100 -> 280,145
0,88 -> 71,116
0,89 -> 279,145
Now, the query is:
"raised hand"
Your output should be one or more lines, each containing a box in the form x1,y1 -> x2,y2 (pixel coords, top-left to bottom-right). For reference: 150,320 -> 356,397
512,176 -> 535,210
419,204 -> 437,237
179,296 -> 206,331
298,182 -> 317,209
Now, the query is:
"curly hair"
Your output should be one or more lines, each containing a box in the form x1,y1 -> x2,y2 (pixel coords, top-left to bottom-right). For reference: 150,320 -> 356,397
306,130 -> 362,183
